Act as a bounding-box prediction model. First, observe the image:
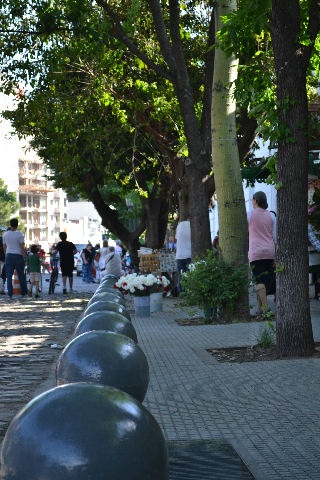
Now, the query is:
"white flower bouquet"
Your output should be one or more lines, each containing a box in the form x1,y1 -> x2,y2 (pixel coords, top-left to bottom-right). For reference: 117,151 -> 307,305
114,273 -> 159,296
151,275 -> 171,293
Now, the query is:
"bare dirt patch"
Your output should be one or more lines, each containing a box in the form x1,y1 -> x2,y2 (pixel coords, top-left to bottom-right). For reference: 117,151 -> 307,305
175,313 -> 273,326
207,343 -> 320,363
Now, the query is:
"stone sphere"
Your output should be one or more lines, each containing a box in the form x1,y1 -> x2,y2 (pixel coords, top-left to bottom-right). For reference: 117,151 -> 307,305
0,383 -> 168,480
95,285 -> 123,298
101,273 -> 118,281
75,311 -> 138,342
84,301 -> 131,321
56,331 -> 149,402
100,275 -> 118,286
87,291 -> 125,307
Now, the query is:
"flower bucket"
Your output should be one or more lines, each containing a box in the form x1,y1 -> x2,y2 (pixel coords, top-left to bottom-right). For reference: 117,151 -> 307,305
150,292 -> 163,313
134,296 -> 150,317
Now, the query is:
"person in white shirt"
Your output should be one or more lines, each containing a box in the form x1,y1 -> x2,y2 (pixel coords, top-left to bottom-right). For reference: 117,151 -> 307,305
3,218 -> 28,298
175,219 -> 191,293
97,239 -> 109,280
115,240 -> 123,255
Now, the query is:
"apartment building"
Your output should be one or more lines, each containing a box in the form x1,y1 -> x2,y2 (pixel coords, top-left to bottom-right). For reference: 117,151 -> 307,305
18,149 -> 69,249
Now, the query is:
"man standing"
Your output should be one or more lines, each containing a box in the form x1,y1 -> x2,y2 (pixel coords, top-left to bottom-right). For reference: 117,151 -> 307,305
0,234 -> 5,294
115,240 -> 123,255
175,218 -> 191,294
3,218 -> 28,298
55,232 -> 77,294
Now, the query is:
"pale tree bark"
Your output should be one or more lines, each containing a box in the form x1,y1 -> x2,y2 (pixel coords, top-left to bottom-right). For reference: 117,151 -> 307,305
212,0 -> 249,319
270,0 -> 319,357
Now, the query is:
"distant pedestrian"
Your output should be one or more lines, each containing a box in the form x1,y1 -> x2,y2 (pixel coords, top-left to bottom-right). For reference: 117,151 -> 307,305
49,244 -> 57,271
0,234 -> 5,294
212,231 -> 219,251
97,239 -> 109,282
115,240 -> 123,255
175,219 -> 191,293
27,244 -> 50,298
82,244 -> 95,283
248,191 -> 276,314
168,236 -> 176,252
55,232 -> 77,294
3,218 -> 28,298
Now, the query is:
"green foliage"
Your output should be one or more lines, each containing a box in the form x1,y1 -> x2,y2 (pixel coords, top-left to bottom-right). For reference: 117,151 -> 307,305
0,178 -> 20,227
180,250 -> 249,319
218,0 -> 320,185
256,320 -> 275,348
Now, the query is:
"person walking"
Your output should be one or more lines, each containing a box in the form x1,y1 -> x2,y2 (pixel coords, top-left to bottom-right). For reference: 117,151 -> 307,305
81,244 -> 95,283
0,234 -> 5,294
248,191 -> 276,314
175,218 -> 191,293
55,232 -> 77,294
27,244 -> 50,298
3,218 -> 28,298
97,239 -> 109,282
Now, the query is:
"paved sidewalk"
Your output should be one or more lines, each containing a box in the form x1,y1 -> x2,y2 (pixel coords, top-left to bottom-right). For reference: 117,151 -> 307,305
0,273 -> 98,445
133,295 -> 320,480
1,277 -> 320,479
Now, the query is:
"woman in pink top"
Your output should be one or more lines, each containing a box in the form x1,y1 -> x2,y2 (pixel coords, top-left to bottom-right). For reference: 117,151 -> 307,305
248,191 -> 276,313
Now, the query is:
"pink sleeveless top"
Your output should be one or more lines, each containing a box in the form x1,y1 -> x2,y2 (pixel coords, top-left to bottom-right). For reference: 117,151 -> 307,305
248,208 -> 276,262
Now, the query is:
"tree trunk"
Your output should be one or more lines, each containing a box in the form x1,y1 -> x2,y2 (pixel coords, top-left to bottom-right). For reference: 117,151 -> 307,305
142,196 -> 169,249
178,175 -> 189,221
270,0 -> 315,357
211,0 -> 249,319
187,161 -> 212,258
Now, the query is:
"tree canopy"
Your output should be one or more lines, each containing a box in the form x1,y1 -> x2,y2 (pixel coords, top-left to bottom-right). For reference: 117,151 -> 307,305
0,178 -> 20,227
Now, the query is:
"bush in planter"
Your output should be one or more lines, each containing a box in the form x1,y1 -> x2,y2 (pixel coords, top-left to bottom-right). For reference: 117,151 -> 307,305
180,250 -> 249,322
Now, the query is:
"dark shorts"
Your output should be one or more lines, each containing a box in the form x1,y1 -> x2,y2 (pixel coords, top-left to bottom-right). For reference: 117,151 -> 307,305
250,259 -> 276,295
60,263 -> 74,277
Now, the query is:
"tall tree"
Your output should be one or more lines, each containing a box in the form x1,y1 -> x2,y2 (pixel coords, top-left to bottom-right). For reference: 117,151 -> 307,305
212,0 -> 249,319
270,0 -> 320,356
222,0 -> 320,355
0,0 -> 257,262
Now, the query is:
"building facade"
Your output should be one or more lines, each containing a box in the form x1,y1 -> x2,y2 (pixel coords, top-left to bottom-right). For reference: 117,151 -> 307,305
18,149 -> 69,249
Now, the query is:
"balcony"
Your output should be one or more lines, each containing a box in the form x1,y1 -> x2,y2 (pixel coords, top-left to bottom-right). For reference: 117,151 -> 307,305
18,185 -> 55,193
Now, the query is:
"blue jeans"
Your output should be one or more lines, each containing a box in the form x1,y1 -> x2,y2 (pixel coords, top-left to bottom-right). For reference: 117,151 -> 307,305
177,258 -> 191,293
5,253 -> 28,296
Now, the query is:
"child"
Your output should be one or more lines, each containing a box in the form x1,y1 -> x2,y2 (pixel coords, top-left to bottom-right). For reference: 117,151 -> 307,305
27,245 -> 49,298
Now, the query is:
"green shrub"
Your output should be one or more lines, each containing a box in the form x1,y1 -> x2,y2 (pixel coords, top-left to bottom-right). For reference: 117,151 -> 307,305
180,250 -> 249,319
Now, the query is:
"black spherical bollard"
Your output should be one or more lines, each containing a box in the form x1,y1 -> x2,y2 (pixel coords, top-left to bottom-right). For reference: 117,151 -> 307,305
101,273 -> 118,281
100,275 -> 118,285
87,291 -> 125,307
95,285 -> 123,297
56,331 -> 149,401
84,301 -> 131,321
0,383 -> 168,480
75,311 -> 138,342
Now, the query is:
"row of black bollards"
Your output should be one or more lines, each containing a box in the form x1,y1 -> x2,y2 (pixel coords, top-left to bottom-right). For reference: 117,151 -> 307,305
0,274 -> 169,479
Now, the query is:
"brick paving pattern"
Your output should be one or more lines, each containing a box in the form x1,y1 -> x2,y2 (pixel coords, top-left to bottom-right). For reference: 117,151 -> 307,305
1,276 -> 320,479
0,274 -> 97,445
133,295 -> 320,480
